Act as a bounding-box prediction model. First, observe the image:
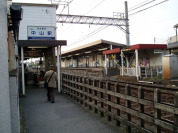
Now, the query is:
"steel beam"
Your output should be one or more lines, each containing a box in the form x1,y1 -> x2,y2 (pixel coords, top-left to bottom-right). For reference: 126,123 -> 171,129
56,14 -> 128,26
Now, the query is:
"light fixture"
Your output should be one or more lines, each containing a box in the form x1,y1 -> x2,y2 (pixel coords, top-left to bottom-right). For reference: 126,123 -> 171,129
85,51 -> 92,54
98,48 -> 108,51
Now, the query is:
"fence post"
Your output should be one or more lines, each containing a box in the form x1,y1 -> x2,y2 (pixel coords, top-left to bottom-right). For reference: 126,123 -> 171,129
138,86 -> 144,127
174,93 -> 178,133
145,68 -> 147,78
115,82 -> 121,126
125,84 -> 131,132
151,68 -> 153,78
99,80 -> 103,89
154,89 -> 161,133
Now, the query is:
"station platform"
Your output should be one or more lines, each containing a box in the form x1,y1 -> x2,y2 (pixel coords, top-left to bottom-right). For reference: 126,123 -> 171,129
21,87 -> 124,133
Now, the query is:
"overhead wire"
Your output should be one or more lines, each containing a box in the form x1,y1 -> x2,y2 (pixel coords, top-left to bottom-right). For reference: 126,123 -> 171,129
84,0 -> 106,15
69,25 -> 109,46
66,0 -> 107,46
129,0 -> 169,16
129,0 -> 153,11
62,0 -> 169,47
129,0 -> 155,12
59,0 -> 74,14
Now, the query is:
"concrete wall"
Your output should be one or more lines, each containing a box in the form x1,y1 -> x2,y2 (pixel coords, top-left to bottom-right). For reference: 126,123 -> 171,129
19,5 -> 56,40
0,0 -> 12,132
10,70 -> 20,133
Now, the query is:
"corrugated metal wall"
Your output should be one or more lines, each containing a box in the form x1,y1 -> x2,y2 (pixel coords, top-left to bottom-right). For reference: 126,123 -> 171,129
19,5 -> 56,40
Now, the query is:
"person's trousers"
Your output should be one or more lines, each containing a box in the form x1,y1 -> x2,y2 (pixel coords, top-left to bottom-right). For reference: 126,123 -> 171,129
47,87 -> 55,102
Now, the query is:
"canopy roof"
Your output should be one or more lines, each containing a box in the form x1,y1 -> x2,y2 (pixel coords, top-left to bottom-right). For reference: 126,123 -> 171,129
61,39 -> 126,59
130,44 -> 167,50
18,40 -> 67,47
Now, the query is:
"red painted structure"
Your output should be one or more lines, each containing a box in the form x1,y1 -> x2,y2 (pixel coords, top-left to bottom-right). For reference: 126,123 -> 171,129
130,44 -> 167,50
103,44 -> 167,54
103,48 -> 120,55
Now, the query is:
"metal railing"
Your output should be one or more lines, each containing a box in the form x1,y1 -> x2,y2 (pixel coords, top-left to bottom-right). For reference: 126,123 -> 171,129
120,67 -> 141,77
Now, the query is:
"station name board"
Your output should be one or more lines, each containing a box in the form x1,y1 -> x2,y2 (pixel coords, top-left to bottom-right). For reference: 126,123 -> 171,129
27,26 -> 55,40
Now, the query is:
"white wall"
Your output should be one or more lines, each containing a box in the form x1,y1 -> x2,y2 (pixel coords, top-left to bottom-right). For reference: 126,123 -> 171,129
138,50 -> 163,67
19,5 -> 56,40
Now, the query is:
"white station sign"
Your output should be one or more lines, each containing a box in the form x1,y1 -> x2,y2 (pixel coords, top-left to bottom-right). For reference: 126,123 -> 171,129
27,26 -> 55,40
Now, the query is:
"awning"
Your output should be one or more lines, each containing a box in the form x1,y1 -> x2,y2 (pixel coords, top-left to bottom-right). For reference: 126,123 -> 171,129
130,44 -> 167,50
18,40 -> 67,47
61,39 -> 126,59
103,48 -> 120,55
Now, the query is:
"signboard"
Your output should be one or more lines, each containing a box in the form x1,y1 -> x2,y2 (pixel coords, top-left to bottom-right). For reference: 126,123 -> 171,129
24,52 -> 44,57
27,26 -> 55,40
154,49 -> 163,54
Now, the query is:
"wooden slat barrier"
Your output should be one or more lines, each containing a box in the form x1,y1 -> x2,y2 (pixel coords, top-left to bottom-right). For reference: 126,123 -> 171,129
62,73 -> 178,133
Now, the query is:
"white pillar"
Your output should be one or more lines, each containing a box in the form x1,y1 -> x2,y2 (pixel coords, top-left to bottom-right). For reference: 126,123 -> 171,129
135,49 -> 139,80
126,56 -> 129,74
65,58 -> 66,67
71,57 -> 73,67
57,46 -> 60,92
121,50 -> 124,76
21,46 -> 25,95
105,54 -> 108,75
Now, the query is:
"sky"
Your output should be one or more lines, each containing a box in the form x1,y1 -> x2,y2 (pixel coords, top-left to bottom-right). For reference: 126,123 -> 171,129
55,0 -> 178,51
13,0 -> 178,52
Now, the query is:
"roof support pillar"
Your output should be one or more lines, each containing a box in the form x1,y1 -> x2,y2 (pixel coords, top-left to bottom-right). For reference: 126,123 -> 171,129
105,54 -> 108,75
57,46 -> 61,93
21,46 -> 25,95
135,49 -> 139,80
126,56 -> 129,74
71,57 -> 73,67
121,50 -> 124,76
96,54 -> 97,68
86,56 -> 87,67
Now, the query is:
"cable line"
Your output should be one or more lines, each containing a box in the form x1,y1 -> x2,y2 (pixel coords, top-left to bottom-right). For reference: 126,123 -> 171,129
129,0 -> 155,12
69,25 -> 108,46
129,0 -> 169,16
129,0 -> 152,11
84,0 -> 106,15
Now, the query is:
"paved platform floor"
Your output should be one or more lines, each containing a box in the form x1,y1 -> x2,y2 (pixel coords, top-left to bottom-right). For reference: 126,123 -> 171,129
22,88 -> 123,133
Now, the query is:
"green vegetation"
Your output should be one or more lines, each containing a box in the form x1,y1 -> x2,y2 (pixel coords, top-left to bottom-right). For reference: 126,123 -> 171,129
142,75 -> 163,82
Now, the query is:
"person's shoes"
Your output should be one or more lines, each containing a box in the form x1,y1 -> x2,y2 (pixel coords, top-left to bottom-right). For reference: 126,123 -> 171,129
47,98 -> 50,101
51,101 -> 55,103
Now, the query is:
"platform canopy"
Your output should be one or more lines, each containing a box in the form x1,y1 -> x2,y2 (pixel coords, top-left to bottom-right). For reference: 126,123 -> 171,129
18,40 -> 67,58
18,40 -> 67,47
61,39 -> 127,59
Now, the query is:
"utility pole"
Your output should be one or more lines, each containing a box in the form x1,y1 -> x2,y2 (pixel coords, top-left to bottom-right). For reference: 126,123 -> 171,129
174,24 -> 178,42
125,1 -> 130,46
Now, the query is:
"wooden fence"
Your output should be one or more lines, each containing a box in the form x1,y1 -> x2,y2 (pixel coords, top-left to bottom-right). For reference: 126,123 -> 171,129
62,73 -> 178,133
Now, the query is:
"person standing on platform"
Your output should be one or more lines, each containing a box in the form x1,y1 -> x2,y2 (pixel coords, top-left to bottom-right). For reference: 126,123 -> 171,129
44,65 -> 57,103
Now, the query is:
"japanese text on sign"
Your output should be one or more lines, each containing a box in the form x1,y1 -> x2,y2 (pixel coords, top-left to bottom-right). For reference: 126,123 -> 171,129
28,26 -> 55,40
